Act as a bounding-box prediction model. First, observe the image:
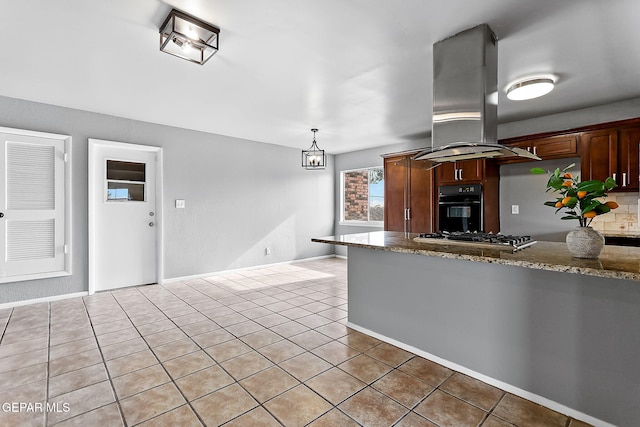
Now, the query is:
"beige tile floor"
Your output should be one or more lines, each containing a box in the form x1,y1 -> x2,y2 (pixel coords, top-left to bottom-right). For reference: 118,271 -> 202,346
0,257 -> 592,426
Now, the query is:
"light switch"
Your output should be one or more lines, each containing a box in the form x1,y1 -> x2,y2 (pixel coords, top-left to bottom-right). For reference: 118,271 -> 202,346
511,204 -> 519,215
175,199 -> 186,209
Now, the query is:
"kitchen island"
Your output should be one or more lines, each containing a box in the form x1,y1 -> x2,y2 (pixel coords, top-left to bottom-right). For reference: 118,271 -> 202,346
313,231 -> 640,427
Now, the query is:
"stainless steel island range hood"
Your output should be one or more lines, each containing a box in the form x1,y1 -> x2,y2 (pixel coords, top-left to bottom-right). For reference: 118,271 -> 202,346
414,24 -> 540,163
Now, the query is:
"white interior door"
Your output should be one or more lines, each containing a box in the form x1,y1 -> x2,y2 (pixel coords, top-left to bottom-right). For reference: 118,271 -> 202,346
91,141 -> 161,291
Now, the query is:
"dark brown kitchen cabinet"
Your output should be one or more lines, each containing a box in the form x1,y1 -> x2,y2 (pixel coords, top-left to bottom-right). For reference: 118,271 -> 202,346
498,134 -> 578,164
617,127 -> 640,191
580,127 -> 639,191
383,155 -> 434,233
437,160 -> 483,184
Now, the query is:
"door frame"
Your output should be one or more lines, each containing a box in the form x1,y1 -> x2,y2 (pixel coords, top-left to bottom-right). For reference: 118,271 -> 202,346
88,139 -> 164,294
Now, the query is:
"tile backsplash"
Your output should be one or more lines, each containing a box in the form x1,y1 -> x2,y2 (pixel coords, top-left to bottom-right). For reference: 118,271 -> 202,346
590,192 -> 640,236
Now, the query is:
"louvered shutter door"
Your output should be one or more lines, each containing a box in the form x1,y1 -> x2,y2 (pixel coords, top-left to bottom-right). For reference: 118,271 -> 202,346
0,133 -> 66,278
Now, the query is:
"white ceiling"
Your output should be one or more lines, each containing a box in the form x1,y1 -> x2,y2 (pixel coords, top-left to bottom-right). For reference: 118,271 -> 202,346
1,0 -> 639,154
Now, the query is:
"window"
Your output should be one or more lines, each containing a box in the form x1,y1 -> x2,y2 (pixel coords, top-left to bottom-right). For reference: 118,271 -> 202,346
341,167 -> 384,224
106,160 -> 146,201
0,127 -> 72,283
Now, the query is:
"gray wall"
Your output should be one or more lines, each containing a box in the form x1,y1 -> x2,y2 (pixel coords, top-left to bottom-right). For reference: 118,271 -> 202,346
500,158 -> 580,241
333,97 -> 640,249
0,95 -> 335,304
348,246 -> 640,427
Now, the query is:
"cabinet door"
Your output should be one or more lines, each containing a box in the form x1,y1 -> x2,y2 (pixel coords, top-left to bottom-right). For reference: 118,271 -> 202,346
534,135 -> 577,159
580,130 -> 618,183
457,160 -> 483,182
384,157 -> 408,232
437,160 -> 483,184
437,162 -> 457,184
408,160 -> 433,233
618,127 -> 640,191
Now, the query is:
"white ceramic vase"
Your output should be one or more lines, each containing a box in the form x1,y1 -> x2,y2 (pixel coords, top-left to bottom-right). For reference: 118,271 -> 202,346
566,226 -> 605,258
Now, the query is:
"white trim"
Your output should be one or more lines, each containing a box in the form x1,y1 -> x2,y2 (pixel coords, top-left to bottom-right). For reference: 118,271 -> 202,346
88,139 -> 164,294
339,221 -> 384,227
346,322 -> 615,427
0,292 -> 88,310
335,255 -> 347,260
164,255 -> 338,284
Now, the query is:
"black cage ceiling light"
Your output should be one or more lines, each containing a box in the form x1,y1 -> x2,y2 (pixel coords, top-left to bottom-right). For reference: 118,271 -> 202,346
160,9 -> 220,65
302,129 -> 326,170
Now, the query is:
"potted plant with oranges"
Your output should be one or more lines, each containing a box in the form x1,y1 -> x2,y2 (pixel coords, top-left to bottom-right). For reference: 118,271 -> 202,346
531,163 -> 618,258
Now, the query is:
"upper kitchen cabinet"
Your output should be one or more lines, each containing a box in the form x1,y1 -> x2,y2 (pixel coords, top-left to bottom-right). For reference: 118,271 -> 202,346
498,134 -> 578,164
383,154 -> 434,233
580,126 -> 639,192
617,127 -> 640,191
436,159 -> 483,184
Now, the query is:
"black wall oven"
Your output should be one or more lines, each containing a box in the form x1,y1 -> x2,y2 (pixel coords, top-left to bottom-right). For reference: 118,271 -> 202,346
438,184 -> 482,232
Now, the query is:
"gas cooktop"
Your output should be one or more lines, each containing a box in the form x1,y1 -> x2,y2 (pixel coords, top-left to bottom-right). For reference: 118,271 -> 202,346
414,231 -> 537,251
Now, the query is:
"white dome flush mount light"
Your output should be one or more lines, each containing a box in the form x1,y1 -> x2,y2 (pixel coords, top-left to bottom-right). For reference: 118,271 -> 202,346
506,77 -> 555,101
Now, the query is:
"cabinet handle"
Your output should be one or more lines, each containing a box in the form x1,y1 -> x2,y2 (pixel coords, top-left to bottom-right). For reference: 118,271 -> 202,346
613,173 -> 617,183
407,208 -> 411,221
526,146 -> 531,152
459,168 -> 463,180
622,172 -> 627,187
533,146 -> 537,156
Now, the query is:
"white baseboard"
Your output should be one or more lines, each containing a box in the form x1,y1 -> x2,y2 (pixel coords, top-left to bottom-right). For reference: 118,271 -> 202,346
346,322 -> 614,427
0,292 -> 89,310
335,255 -> 347,260
164,254 -> 339,284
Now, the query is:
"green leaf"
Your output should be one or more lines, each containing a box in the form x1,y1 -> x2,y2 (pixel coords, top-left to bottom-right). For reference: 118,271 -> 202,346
548,175 -> 564,190
544,201 -> 558,207
561,215 -> 580,220
562,163 -> 576,171
577,180 -> 605,193
604,177 -> 617,190
594,204 -> 611,214
530,167 -> 546,175
581,199 -> 602,213
563,197 -> 578,208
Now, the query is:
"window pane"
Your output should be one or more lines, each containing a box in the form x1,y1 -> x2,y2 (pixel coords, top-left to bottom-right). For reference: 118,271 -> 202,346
107,182 -> 145,201
343,170 -> 369,221
369,168 -> 384,221
107,160 -> 145,182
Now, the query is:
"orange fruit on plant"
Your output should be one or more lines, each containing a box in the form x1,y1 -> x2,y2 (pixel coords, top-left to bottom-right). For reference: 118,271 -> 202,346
555,201 -> 563,208
583,211 -> 597,218
605,201 -> 619,209
563,172 -> 573,178
562,181 -> 573,187
561,196 -> 572,205
577,191 -> 587,199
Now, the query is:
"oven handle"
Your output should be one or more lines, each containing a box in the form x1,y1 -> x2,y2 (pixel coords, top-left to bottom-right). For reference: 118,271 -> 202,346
438,201 -> 481,205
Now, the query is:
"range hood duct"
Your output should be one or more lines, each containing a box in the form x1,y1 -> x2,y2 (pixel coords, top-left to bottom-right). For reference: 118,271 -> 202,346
414,24 -> 540,163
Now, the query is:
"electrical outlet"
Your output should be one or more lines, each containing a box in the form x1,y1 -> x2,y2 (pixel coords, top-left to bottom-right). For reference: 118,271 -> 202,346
175,199 -> 186,209
265,247 -> 271,255
511,204 -> 519,215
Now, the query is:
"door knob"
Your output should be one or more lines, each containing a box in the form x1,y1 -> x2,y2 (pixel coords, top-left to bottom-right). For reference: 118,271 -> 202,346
0,212 -> 4,218
149,222 -> 155,227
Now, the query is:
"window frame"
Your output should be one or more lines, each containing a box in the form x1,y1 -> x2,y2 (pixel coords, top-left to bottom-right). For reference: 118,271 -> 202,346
339,166 -> 384,227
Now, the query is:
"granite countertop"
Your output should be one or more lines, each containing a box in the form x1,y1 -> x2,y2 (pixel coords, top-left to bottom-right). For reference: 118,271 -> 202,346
312,231 -> 640,281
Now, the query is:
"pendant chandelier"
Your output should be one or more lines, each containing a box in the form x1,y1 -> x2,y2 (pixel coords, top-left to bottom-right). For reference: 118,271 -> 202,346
301,128 -> 326,170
